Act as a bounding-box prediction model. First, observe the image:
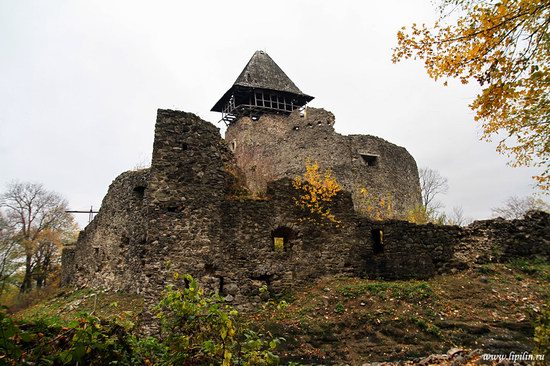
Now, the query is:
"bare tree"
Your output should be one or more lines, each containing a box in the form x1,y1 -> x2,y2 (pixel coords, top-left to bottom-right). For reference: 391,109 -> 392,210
0,182 -> 75,293
492,196 -> 550,220
0,213 -> 23,297
419,167 -> 449,209
407,167 -> 451,224
446,206 -> 472,226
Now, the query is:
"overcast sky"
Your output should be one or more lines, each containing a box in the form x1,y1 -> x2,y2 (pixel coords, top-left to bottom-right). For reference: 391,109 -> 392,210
1,1 -> 544,228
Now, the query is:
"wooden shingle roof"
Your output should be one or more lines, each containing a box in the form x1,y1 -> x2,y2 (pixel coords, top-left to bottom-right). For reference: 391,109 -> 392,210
211,51 -> 313,113
233,51 -> 307,95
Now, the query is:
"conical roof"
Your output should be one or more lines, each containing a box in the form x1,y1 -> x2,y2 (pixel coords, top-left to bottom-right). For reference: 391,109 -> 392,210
211,51 -> 313,113
233,51 -> 306,95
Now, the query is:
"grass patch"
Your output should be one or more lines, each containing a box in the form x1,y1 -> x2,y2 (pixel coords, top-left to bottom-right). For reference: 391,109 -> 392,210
477,264 -> 497,275
338,280 -> 434,302
249,265 -> 548,364
334,303 -> 345,314
13,288 -> 143,323
407,315 -> 442,337
507,257 -> 550,279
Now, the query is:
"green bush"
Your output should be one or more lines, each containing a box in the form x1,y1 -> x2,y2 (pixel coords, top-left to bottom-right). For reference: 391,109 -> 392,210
155,273 -> 281,365
0,309 -> 136,365
0,274 -> 282,365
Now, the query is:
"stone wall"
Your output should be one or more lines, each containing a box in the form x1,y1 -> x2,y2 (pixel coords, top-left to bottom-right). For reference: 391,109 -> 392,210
224,108 -> 422,216
139,109 -> 235,308
61,109 -> 550,312
461,210 -> 550,262
211,179 -> 364,307
359,210 -> 550,280
61,169 -> 149,291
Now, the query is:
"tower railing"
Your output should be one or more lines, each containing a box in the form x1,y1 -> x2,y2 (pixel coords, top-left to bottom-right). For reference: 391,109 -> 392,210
219,90 -> 304,125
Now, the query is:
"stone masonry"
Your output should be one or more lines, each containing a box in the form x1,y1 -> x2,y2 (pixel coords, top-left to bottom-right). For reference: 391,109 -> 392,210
62,109 -> 550,312
225,108 -> 422,216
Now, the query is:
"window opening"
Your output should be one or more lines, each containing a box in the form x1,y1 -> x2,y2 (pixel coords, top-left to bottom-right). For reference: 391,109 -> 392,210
218,277 -> 225,296
360,154 -> 379,167
372,229 -> 384,254
271,226 -> 295,252
133,186 -> 146,200
273,237 -> 284,251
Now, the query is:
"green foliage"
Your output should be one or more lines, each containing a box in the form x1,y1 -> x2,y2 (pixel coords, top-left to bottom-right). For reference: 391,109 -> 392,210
155,273 -> 281,365
0,274 -> 283,365
507,257 -> 550,279
334,303 -> 345,314
534,301 -> 550,359
407,315 -> 441,337
339,281 -> 434,302
0,308 -> 136,365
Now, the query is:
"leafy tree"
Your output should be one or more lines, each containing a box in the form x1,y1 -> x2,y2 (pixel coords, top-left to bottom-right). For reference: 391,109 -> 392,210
406,169 -> 471,225
406,204 -> 431,224
0,182 -> 76,293
492,195 -> 550,219
393,0 -> 550,190
32,228 -> 75,289
293,159 -> 342,224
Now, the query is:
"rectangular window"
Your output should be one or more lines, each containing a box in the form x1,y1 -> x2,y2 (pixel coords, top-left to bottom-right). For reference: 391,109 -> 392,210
372,229 -> 384,254
360,154 -> 379,167
273,237 -> 284,252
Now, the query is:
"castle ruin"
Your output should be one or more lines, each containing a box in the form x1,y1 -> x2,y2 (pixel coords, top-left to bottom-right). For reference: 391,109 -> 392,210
61,51 -> 549,309
217,50 -> 421,214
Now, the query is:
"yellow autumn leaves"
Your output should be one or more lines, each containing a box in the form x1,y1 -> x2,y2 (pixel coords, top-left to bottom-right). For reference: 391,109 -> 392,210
293,160 -> 400,223
393,0 -> 550,191
358,187 -> 395,221
293,159 -> 342,224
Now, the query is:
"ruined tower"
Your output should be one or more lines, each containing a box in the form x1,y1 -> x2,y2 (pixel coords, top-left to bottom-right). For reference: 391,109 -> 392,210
214,51 -> 423,216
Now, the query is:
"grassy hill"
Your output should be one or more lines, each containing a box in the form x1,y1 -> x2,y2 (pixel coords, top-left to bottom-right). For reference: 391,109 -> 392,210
250,259 -> 549,364
8,258 -> 550,365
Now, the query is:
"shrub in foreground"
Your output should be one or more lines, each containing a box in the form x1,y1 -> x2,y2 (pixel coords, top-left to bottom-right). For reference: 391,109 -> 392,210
0,274 -> 281,365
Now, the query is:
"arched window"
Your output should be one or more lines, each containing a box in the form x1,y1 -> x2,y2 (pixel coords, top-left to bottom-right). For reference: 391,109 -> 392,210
271,226 -> 295,252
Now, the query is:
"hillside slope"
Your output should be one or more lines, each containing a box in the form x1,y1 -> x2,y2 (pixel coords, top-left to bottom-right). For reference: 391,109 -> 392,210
12,259 -> 549,365
249,260 -> 549,364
